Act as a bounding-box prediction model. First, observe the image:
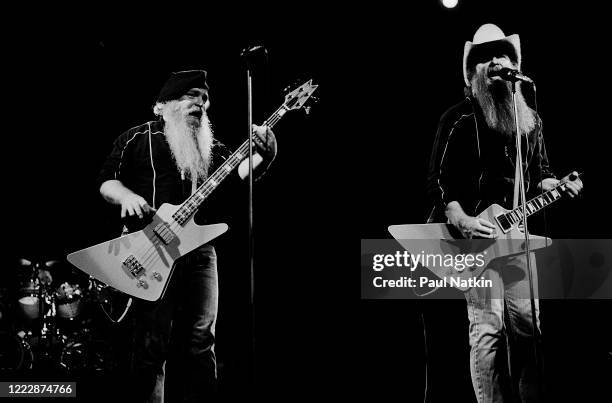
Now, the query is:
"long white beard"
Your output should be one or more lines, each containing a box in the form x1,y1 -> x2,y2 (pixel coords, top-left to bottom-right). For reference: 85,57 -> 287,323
471,70 -> 536,137
160,102 -> 214,181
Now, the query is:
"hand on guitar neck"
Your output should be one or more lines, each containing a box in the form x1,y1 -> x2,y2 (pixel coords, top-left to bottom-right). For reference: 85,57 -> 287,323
446,170 -> 583,240
388,171 -> 582,291
540,170 -> 583,198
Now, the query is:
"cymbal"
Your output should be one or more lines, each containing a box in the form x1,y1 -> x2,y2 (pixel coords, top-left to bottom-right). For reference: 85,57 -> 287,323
18,258 -> 63,269
19,258 -> 32,266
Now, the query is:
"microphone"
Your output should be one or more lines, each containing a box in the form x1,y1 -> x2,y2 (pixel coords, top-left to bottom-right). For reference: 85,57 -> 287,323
240,45 -> 267,58
488,67 -> 534,84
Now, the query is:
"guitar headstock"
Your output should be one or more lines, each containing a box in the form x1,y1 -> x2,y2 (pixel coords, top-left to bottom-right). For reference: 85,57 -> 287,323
283,79 -> 319,112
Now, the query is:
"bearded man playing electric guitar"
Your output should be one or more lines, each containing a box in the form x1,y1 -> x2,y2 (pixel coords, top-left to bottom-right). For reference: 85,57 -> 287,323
97,70 -> 276,402
426,24 -> 582,402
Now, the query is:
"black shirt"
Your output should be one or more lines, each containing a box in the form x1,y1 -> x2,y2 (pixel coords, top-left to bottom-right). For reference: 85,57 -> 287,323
98,119 -> 235,228
426,97 -> 556,223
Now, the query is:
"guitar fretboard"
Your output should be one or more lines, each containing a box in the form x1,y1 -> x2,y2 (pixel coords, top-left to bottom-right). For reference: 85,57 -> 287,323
498,180 -> 571,227
171,105 -> 287,225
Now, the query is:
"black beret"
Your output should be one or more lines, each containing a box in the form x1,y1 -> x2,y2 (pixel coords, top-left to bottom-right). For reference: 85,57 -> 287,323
156,70 -> 209,103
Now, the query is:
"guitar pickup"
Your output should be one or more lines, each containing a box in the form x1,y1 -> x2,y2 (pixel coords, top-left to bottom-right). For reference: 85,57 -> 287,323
494,213 -> 512,233
153,222 -> 176,245
123,255 -> 145,278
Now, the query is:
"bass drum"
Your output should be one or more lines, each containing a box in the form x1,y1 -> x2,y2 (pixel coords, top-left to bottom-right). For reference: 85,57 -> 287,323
0,331 -> 33,370
59,340 -> 87,372
59,339 -> 116,373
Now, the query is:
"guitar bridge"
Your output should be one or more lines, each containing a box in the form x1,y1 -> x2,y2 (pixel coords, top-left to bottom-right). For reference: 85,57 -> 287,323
123,255 -> 145,278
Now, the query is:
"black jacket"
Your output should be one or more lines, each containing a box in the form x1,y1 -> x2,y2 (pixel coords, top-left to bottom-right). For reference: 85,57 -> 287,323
426,97 -> 555,223
98,120 -> 236,229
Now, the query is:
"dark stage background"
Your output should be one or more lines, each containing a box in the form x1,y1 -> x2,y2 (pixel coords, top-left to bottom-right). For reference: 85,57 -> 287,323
1,2 -> 611,402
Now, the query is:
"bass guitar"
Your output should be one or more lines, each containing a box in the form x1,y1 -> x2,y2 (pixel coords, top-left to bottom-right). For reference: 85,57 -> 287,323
67,80 -> 318,301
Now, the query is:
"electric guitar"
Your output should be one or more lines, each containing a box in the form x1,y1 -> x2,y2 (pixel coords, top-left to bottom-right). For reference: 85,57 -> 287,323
67,80 -> 319,301
388,174 -> 580,291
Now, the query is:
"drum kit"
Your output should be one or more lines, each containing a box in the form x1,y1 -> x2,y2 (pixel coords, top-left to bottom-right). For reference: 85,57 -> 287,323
0,258 -> 118,373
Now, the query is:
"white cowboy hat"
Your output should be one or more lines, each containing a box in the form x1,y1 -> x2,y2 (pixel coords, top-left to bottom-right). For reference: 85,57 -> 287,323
462,23 -> 521,87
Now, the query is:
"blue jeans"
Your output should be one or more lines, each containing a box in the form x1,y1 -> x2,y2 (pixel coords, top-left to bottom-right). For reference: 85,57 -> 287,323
465,254 -> 542,403
130,244 -> 218,402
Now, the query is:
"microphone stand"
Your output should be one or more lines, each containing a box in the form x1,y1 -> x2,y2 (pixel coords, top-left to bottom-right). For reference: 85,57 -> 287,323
242,44 -> 267,386
245,59 -> 256,386
511,80 -> 542,378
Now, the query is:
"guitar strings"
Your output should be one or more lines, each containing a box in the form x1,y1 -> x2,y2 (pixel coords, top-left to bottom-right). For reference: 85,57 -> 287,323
135,136 -> 260,268
111,86 -> 311,292
135,114 -> 284,269
132,110 -> 285,274
504,173 -> 581,224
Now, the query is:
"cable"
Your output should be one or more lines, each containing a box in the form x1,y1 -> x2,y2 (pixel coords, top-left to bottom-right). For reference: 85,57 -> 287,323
100,295 -> 133,324
421,310 -> 429,403
91,276 -> 133,324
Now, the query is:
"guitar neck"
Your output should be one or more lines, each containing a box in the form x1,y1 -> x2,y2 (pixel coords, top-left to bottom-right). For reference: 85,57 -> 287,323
501,179 -> 571,226
171,105 -> 288,225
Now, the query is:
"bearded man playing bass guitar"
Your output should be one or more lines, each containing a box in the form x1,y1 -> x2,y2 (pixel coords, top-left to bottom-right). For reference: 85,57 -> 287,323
97,70 -> 276,402
426,25 -> 582,402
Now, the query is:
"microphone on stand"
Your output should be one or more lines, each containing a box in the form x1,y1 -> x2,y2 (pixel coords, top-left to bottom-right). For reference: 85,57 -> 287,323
488,67 -> 534,84
241,45 -> 268,70
241,45 -> 267,58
